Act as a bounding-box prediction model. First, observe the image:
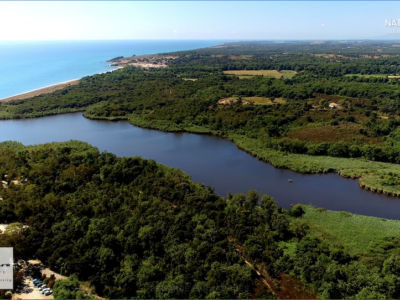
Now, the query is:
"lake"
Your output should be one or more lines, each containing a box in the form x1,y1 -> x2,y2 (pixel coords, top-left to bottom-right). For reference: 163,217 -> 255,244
1,113 -> 400,219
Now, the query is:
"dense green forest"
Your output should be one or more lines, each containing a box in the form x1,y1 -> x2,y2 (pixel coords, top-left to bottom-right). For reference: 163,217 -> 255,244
1,141 -> 400,299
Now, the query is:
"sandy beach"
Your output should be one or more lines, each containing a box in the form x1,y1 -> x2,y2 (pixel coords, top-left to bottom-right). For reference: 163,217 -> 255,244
0,67 -> 122,103
0,79 -> 80,102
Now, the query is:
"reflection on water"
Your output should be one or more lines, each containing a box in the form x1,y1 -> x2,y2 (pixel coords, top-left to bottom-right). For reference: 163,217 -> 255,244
1,113 -> 400,219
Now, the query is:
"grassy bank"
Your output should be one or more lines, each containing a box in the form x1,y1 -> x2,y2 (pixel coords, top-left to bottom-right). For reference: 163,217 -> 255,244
83,112 -> 129,121
293,205 -> 400,255
232,134 -> 400,196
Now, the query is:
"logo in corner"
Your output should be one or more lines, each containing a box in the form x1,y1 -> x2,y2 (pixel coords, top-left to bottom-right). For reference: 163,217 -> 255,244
386,19 -> 400,27
0,248 -> 13,290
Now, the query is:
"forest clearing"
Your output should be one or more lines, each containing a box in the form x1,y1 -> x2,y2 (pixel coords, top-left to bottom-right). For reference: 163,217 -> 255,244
223,69 -> 295,79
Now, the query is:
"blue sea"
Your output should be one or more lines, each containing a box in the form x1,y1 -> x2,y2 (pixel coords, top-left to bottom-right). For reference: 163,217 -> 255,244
0,40 -> 223,99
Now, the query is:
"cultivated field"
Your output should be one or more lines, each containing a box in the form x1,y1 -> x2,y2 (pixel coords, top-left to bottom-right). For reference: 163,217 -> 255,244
223,70 -> 296,79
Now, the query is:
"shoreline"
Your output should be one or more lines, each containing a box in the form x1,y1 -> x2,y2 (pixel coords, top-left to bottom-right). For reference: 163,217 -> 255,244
123,114 -> 400,198
0,79 -> 80,102
0,66 -> 122,103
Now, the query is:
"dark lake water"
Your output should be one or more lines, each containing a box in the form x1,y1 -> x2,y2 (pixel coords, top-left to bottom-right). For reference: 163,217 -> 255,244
1,113 -> 400,219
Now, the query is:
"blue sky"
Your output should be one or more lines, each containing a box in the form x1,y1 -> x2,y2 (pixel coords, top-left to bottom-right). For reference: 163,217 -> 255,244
0,1 -> 398,40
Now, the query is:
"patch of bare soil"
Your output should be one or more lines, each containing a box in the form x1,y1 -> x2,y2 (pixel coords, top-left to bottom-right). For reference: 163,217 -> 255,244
109,55 -> 177,68
42,269 -> 66,281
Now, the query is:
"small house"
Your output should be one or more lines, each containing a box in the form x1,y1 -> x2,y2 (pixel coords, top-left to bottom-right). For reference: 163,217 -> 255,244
329,102 -> 340,109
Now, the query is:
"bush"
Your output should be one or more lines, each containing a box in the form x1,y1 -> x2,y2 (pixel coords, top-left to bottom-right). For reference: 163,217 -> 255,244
307,142 -> 330,156
289,205 -> 305,217
53,275 -> 82,299
330,120 -> 339,126
290,219 -> 309,238
48,280 -> 55,289
328,142 -> 350,157
349,145 -> 361,158
31,267 -> 42,280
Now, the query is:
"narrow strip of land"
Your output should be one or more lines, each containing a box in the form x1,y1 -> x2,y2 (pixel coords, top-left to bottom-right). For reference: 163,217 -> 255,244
0,79 -> 80,102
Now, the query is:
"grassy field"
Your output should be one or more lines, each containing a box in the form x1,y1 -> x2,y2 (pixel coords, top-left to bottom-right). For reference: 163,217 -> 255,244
182,78 -> 198,81
242,96 -> 286,105
297,205 -> 400,255
223,70 -> 296,79
279,70 -> 297,79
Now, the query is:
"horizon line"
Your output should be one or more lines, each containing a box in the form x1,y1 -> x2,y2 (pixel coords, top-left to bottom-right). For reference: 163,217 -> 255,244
1,38 -> 400,41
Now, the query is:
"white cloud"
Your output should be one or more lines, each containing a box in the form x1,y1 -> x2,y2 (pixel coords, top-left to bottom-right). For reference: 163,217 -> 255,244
173,29 -> 178,33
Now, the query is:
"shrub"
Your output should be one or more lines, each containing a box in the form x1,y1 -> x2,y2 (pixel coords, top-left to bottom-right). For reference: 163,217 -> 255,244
53,275 -> 82,299
290,219 -> 309,238
328,142 -> 350,157
289,205 -> 305,217
330,120 -> 339,126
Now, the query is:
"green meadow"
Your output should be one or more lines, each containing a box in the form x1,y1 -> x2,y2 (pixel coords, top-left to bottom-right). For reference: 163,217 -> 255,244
297,205 -> 400,255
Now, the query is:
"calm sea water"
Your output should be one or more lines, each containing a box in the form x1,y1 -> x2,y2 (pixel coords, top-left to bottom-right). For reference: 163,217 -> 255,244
0,40 -> 221,99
